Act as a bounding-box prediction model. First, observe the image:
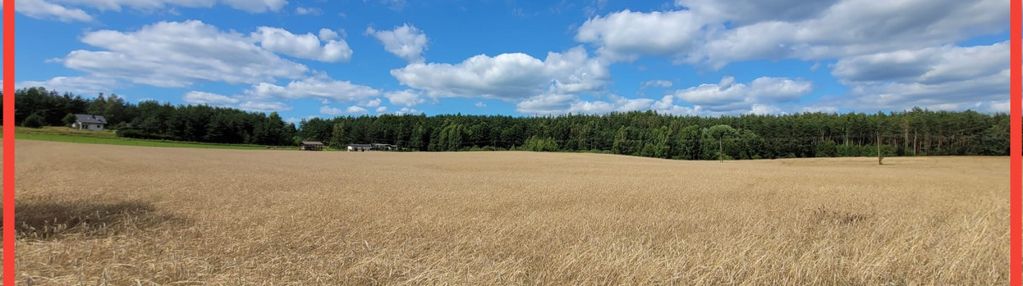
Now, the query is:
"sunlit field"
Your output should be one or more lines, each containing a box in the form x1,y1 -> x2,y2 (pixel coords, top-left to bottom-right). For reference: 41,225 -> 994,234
2,140 -> 1007,285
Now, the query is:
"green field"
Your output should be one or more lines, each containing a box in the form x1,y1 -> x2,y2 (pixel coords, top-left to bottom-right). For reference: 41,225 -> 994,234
4,127 -> 277,150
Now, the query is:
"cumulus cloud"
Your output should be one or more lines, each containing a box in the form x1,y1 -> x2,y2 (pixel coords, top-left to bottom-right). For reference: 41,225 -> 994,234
516,93 -> 656,115
18,76 -> 115,95
675,0 -> 837,24
831,42 -> 1008,111
183,90 -> 290,112
672,76 -> 812,112
578,0 -> 1005,68
346,106 -> 368,114
651,95 -> 702,115
252,27 -> 352,62
367,24 -> 429,63
320,105 -> 344,115
318,28 -> 339,41
364,98 -> 382,107
832,42 -> 1007,85
391,46 -> 608,100
576,9 -> 710,62
62,20 -> 308,87
247,75 -> 381,102
16,0 -> 92,22
516,93 -> 576,115
183,91 -> 240,106
385,90 -> 424,107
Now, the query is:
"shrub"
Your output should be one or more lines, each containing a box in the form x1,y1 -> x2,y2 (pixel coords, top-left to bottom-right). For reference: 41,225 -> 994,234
62,113 -> 77,127
522,136 -> 559,152
22,113 -> 46,128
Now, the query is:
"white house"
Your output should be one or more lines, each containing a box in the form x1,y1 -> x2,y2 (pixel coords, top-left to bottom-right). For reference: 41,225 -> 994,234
72,114 -> 108,131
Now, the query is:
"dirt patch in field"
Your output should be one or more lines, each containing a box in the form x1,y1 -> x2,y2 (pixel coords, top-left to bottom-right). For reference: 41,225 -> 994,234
6,200 -> 179,240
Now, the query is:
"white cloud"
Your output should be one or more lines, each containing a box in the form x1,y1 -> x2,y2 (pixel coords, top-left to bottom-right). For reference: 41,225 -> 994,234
376,106 -> 388,113
247,75 -> 381,102
239,101 -> 290,112
693,0 -> 1004,67
516,93 -> 576,114
346,106 -> 368,114
516,93 -> 656,115
184,90 -> 290,112
54,0 -> 287,13
749,77 -> 814,101
577,9 -> 709,62
391,46 -> 608,100
832,42 -> 1008,111
651,95 -> 703,115
364,98 -> 382,107
749,104 -> 784,115
579,0 -> 1005,68
672,76 -> 812,112
393,107 -> 419,115
385,90 -> 424,107
675,0 -> 836,24
320,105 -> 344,115
220,0 -> 287,12
833,42 -> 1007,85
16,0 -> 92,22
252,27 -> 352,62
63,20 -> 308,87
475,102 -> 487,108
183,91 -> 240,106
987,101 -> 1010,113
367,24 -> 428,63
318,28 -> 339,41
640,80 -> 673,89
18,76 -> 115,95
295,6 -> 321,15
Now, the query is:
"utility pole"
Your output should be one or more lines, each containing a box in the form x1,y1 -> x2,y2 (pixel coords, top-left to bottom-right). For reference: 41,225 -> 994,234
877,132 -> 884,165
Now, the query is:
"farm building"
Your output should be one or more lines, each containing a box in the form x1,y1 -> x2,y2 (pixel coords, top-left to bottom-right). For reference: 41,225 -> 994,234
300,141 -> 325,151
347,144 -> 372,152
372,143 -> 398,151
72,114 -> 108,131
346,143 -> 399,152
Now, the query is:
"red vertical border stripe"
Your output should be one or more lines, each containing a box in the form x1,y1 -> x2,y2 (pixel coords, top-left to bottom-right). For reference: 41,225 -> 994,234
1012,0 -> 1021,285
2,0 -> 14,284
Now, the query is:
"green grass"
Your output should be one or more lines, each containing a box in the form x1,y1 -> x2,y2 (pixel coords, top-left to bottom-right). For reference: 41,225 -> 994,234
6,127 -> 279,150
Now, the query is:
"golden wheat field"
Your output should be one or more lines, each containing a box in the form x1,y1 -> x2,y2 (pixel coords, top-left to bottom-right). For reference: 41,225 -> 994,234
0,140 -> 1009,285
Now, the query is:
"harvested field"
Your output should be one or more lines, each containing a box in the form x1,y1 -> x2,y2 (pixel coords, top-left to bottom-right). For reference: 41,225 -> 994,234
2,140 -> 1008,285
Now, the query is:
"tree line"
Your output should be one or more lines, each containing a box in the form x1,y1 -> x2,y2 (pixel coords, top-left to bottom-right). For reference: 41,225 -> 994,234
301,109 -> 1009,159
4,87 -> 1012,159
5,87 -> 295,146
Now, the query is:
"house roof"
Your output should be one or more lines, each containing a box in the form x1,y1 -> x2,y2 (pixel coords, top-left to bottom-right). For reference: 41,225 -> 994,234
301,141 -> 325,146
347,144 -> 372,147
74,114 -> 107,124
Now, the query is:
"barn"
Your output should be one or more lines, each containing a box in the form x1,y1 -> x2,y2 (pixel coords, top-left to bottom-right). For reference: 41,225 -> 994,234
300,141 -> 325,151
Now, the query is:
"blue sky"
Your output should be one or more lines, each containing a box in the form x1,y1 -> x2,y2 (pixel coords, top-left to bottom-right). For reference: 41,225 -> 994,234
7,0 -> 1011,122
